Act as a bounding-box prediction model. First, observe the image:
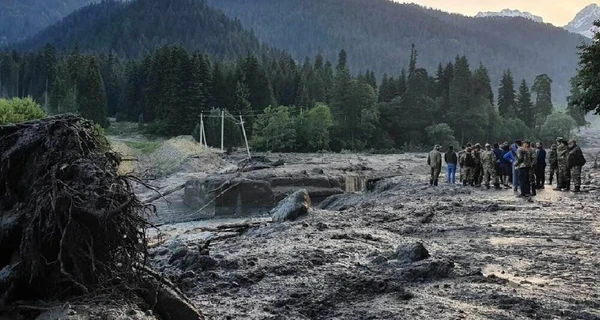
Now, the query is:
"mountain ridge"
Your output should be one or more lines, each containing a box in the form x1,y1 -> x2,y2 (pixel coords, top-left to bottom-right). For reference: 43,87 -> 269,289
0,0 -> 96,46
564,3 -> 600,38
16,0 -> 267,60
205,0 -> 583,103
475,9 -> 544,23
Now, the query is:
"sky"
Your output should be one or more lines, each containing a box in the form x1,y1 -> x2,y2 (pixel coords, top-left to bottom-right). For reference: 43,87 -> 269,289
401,1 -> 598,26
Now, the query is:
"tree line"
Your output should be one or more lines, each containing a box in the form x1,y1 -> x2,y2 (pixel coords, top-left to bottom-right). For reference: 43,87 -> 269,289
0,44 -> 583,152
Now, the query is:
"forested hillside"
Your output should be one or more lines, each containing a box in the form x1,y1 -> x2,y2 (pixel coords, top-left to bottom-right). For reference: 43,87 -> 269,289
18,0 -> 265,60
206,0 -> 585,103
0,0 -> 95,46
1,42 -> 582,152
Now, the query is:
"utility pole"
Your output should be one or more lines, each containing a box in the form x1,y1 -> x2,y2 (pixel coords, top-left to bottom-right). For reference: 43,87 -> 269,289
199,113 -> 204,148
221,109 -> 225,152
239,114 -> 251,160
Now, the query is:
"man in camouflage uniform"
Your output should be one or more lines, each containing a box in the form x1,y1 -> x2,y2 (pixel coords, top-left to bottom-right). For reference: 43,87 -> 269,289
555,138 -> 570,191
460,147 -> 476,186
515,140 -> 533,197
458,145 -> 466,183
480,143 -> 497,189
528,141 -> 537,196
473,143 -> 483,187
427,145 -> 442,186
548,144 -> 558,186
567,139 -> 586,193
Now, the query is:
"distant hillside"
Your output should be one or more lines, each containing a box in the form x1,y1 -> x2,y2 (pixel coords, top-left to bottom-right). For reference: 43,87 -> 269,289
18,0 -> 264,60
206,0 -> 586,103
0,0 -> 95,46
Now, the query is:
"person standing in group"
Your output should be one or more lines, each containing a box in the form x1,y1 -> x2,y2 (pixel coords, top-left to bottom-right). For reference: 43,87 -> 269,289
515,140 -> 533,197
493,143 -> 503,189
444,145 -> 458,184
460,147 -> 476,186
473,143 -> 483,187
567,140 -> 586,193
529,142 -> 538,196
457,145 -> 466,184
535,142 -> 547,189
500,143 -> 512,188
428,145 -> 442,186
481,143 -> 497,189
511,140 -> 522,192
555,138 -> 570,191
548,144 -> 558,187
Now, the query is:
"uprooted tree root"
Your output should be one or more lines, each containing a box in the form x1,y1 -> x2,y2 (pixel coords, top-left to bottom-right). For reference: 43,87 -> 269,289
0,115 -> 202,319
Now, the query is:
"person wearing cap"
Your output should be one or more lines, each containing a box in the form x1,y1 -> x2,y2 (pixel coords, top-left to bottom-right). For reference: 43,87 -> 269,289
535,142 -> 547,189
444,145 -> 458,184
480,143 -> 497,189
567,139 -> 586,192
555,138 -> 569,191
427,144 -> 443,186
493,143 -> 503,189
528,141 -> 538,196
548,143 -> 558,186
473,143 -> 483,187
515,140 -> 533,197
511,140 -> 523,191
460,147 -> 476,186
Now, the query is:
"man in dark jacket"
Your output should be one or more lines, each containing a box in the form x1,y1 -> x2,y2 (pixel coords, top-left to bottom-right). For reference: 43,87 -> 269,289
444,145 -> 458,184
535,142 -> 547,189
567,140 -> 586,192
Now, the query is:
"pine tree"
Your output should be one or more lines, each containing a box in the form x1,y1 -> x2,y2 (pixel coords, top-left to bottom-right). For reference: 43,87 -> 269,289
336,49 -> 347,71
448,55 -> 471,143
408,43 -> 418,78
398,68 -> 435,144
566,76 -> 588,127
241,53 -> 275,112
472,63 -> 493,106
516,79 -> 535,127
78,57 -> 107,127
498,70 -> 517,118
531,74 -> 553,120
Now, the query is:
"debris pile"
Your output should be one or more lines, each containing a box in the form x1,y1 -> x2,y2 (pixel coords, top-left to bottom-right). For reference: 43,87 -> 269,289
0,115 -> 201,319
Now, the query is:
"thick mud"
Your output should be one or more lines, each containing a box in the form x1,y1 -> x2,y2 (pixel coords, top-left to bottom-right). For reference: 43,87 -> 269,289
147,150 -> 600,320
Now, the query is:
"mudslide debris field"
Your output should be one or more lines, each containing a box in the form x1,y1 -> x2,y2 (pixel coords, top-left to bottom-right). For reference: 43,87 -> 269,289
146,150 -> 600,320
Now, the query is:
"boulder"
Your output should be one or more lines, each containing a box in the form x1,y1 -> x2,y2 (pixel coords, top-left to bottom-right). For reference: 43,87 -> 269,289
271,189 -> 312,222
395,242 -> 430,263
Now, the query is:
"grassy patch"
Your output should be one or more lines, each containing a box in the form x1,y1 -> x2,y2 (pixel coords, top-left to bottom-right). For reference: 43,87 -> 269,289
124,140 -> 162,154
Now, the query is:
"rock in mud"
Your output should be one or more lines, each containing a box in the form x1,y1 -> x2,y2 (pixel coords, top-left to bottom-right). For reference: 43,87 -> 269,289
395,242 -> 430,263
271,189 -> 312,222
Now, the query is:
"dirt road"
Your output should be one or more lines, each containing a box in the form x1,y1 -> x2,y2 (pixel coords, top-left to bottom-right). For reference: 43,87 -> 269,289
149,152 -> 600,320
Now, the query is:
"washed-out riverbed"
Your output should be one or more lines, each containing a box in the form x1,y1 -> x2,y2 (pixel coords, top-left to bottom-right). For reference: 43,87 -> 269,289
144,148 -> 600,320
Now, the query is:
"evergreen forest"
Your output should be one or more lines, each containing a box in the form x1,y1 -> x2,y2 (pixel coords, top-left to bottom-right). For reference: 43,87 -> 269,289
0,43 -> 583,152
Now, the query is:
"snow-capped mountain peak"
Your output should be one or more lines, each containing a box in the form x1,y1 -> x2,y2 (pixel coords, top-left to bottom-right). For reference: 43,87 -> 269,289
475,9 -> 544,23
564,4 -> 600,38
